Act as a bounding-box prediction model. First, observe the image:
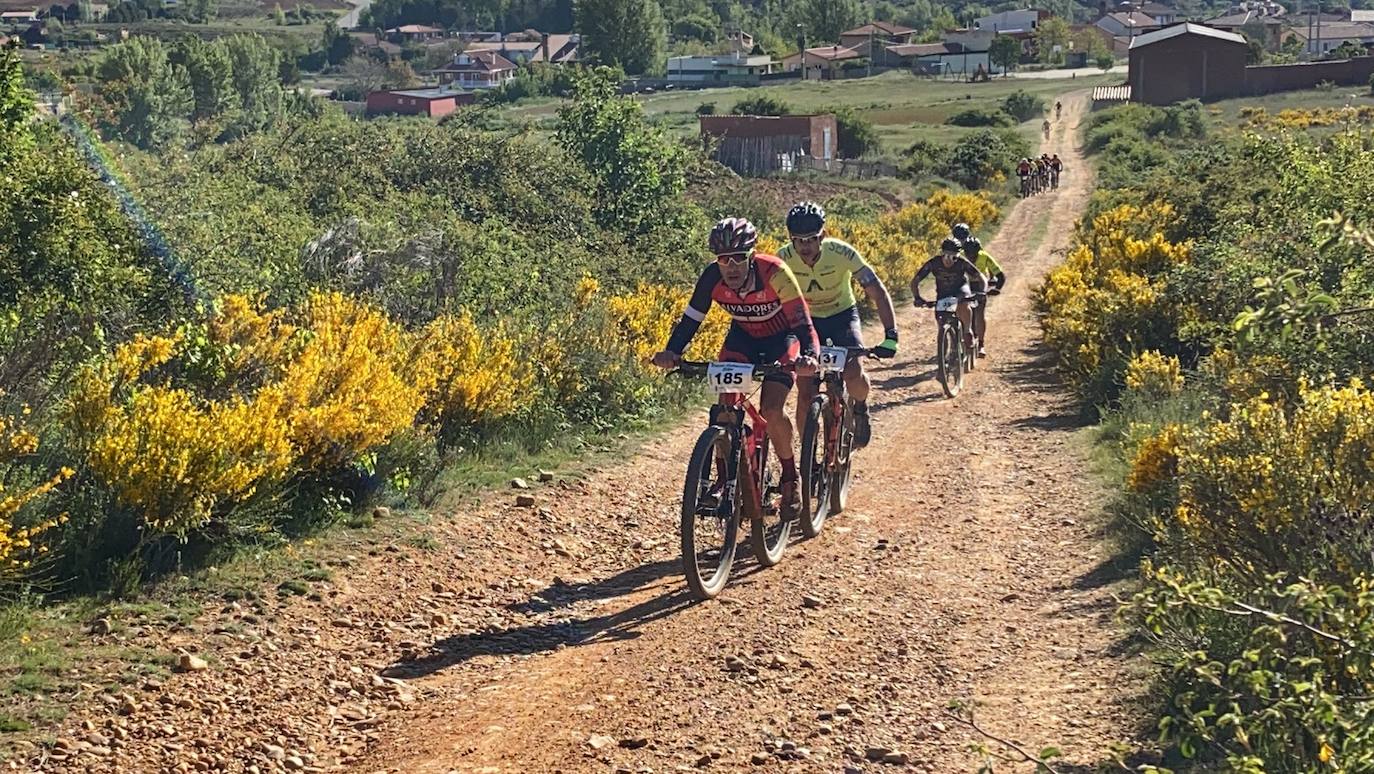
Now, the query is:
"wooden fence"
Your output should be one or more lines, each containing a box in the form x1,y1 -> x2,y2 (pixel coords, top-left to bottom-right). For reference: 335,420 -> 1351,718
1091,85 -> 1132,107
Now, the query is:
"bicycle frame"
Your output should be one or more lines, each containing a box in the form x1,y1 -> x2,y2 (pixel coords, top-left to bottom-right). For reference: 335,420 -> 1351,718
709,396 -> 770,520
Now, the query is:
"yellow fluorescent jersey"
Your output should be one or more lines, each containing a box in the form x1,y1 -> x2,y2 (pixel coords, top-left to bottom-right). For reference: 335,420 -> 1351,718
972,249 -> 1003,278
777,237 -> 878,318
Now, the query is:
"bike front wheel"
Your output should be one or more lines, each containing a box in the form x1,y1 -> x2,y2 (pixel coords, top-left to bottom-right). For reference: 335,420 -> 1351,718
749,433 -> 792,567
681,425 -> 740,600
798,396 -> 828,539
830,398 -> 856,514
938,322 -> 963,399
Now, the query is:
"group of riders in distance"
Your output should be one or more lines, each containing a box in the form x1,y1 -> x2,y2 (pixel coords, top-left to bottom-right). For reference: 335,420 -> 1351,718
649,201 -> 1007,597
1026,101 -> 1066,198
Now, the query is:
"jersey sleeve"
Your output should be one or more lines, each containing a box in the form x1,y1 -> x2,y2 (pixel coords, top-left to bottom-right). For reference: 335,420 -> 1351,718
977,250 -> 1004,276
766,261 -> 820,356
666,264 -> 719,354
960,257 -> 988,290
830,238 -> 879,286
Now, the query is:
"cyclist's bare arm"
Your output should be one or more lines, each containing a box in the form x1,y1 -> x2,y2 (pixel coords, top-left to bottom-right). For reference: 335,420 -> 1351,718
769,264 -> 821,373
856,267 -> 897,333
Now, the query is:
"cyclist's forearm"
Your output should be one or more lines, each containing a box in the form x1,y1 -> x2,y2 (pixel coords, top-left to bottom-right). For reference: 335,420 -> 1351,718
867,282 -> 897,332
666,312 -> 703,354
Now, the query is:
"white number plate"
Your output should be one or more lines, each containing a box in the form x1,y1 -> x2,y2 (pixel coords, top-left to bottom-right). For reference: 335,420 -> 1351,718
935,297 -> 960,312
819,346 -> 848,373
706,362 -> 755,393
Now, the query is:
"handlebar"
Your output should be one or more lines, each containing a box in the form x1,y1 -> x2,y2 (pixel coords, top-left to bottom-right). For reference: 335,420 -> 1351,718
672,360 -> 794,379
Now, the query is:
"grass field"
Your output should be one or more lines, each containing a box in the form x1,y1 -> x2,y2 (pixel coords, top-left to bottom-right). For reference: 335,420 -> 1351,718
1206,84 -> 1374,124
498,70 -> 1118,157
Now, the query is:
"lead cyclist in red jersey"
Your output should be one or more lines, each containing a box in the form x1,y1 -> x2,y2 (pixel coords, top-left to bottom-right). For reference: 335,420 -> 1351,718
651,218 -> 820,521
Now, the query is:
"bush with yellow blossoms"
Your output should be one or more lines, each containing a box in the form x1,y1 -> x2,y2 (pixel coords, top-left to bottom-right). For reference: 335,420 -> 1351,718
0,408 -> 70,582
1124,350 -> 1183,399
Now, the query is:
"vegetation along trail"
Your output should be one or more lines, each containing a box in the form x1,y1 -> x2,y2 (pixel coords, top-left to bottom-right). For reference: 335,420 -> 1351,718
36,92 -> 1138,773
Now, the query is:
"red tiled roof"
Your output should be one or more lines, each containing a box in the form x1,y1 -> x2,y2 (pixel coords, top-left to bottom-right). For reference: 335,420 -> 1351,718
842,21 -> 917,37
433,49 -> 518,73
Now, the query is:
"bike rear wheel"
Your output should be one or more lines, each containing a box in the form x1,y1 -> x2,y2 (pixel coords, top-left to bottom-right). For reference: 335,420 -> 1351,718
938,322 -> 963,398
799,396 -> 828,539
749,434 -> 791,567
681,426 -> 740,600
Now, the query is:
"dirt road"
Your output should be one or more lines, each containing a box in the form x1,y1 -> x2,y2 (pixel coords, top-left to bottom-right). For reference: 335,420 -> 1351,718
36,92 -> 1138,774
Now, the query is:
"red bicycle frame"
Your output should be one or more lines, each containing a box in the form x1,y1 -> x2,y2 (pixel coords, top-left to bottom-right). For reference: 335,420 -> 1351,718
711,397 -> 770,519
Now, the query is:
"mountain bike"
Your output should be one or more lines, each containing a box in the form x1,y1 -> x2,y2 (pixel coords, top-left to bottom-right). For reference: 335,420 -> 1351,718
798,344 -> 873,538
921,297 -> 976,398
672,360 -> 801,600
1019,174 -> 1032,199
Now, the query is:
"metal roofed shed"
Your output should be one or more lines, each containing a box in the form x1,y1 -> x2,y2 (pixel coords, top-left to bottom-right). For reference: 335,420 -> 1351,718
1128,23 -> 1248,105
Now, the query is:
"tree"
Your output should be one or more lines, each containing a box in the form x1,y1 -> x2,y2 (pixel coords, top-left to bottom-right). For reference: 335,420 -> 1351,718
1244,35 -> 1265,64
1096,52 -> 1114,71
989,35 -> 1019,76
273,3 -> 285,25
732,94 -> 790,115
1,44 -> 35,165
789,0 -> 860,45
220,34 -> 283,131
575,0 -> 667,75
555,70 -> 690,237
171,36 -> 232,122
95,36 -> 193,149
322,20 -> 355,66
1034,17 -> 1070,64
834,107 -> 878,158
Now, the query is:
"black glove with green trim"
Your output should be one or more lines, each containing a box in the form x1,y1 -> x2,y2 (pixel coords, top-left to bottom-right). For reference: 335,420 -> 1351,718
871,328 -> 899,359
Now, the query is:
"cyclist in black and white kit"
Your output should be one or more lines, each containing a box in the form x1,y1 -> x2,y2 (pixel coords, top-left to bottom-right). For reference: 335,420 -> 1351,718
910,237 -> 986,351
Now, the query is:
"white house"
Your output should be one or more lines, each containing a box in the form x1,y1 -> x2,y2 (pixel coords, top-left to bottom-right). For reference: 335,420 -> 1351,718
1096,11 -> 1158,37
666,51 -> 779,83
974,9 -> 1048,33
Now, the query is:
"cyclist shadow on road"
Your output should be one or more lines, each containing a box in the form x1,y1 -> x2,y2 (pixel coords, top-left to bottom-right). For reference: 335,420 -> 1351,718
380,555 -> 741,680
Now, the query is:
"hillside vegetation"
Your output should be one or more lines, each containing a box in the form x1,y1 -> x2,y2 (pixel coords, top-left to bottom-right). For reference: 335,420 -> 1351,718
1039,100 -> 1374,771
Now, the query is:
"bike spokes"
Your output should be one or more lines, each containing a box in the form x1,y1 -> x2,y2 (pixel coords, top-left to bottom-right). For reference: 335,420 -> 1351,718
681,427 -> 739,600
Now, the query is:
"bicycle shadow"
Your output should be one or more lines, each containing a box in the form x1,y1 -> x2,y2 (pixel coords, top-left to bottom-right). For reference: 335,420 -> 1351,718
380,552 -> 768,681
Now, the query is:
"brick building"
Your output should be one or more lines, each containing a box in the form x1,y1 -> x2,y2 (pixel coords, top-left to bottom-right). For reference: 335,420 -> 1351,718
364,88 -> 475,118
1128,23 -> 1248,104
699,114 -> 838,176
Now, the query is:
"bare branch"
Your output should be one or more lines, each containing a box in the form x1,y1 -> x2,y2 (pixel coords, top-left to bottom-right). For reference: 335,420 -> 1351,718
944,709 -> 1065,774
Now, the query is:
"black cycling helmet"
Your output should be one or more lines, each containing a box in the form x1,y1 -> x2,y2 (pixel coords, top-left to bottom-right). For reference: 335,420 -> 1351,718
951,222 -> 971,241
786,201 -> 826,236
962,236 -> 981,254
708,217 -> 759,255
941,237 -> 962,254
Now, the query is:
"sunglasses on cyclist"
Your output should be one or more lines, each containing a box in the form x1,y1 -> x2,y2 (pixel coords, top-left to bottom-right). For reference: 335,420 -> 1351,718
716,251 -> 752,265
790,232 -> 822,246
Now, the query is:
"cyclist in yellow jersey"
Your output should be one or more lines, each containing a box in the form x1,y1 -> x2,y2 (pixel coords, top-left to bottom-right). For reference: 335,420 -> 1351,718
960,234 -> 1006,358
778,202 -> 898,449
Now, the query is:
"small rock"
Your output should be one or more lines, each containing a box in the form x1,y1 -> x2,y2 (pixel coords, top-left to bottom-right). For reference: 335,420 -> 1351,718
91,618 -> 113,636
750,752 -> 770,765
724,656 -> 746,673
86,733 -> 109,747
175,653 -> 208,673
695,754 -> 712,767
801,595 -> 824,609
619,737 -> 649,749
588,735 -> 616,751
263,744 -> 286,761
538,470 -> 555,483
511,478 -> 530,490
88,746 -> 113,757
1000,592 -> 1021,603
632,538 -> 657,551
515,495 -> 537,508
882,752 -> 909,765
373,506 -> 391,519
431,613 -> 450,628
865,746 -> 892,762
284,756 -> 305,771
768,654 -> 789,669
835,703 -> 853,716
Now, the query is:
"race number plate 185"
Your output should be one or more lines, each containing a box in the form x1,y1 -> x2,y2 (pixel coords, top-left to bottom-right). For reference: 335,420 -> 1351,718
819,346 -> 848,373
935,296 -> 960,312
706,362 -> 755,393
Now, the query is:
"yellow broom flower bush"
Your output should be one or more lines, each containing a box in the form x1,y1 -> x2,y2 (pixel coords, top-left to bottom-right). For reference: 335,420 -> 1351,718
0,408 -> 70,579
1037,203 -> 1190,399
412,311 -> 535,438
1124,350 -> 1183,398
1154,381 -> 1374,580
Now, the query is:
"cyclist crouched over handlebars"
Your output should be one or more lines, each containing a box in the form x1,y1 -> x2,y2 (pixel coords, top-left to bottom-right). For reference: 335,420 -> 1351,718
910,237 -> 986,352
778,201 -> 899,450
650,217 -> 819,522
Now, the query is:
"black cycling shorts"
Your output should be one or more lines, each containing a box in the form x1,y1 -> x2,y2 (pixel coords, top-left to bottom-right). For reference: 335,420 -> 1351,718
719,325 -> 800,388
812,306 -> 864,350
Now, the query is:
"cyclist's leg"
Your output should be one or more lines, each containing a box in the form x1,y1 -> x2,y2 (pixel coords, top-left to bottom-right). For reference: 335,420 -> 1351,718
758,334 -> 802,517
794,370 -> 818,437
973,293 -> 988,356
819,306 -> 871,446
956,292 -> 975,349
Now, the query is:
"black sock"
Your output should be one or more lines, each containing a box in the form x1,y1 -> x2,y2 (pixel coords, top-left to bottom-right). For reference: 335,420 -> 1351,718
854,400 -> 868,415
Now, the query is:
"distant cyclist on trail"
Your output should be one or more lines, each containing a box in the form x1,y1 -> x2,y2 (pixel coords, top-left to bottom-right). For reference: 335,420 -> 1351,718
777,201 -> 898,449
1042,118 -> 1051,139
1055,100 -> 1062,120
1049,153 -> 1063,190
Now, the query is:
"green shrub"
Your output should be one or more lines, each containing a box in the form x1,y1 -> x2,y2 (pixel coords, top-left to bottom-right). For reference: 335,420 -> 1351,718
731,94 -> 790,116
901,138 -> 948,179
1000,89 -> 1044,122
942,128 -> 1028,189
834,106 -> 879,158
945,107 -> 1012,127
695,101 -> 715,115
